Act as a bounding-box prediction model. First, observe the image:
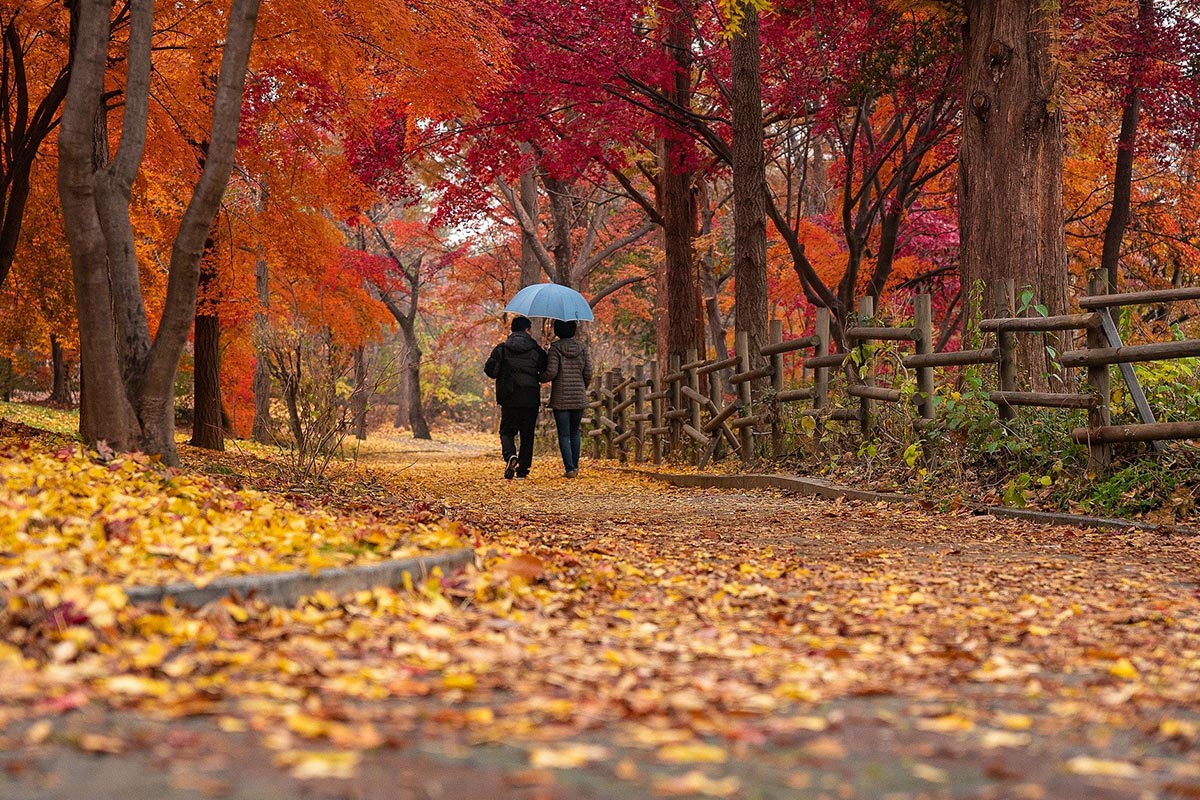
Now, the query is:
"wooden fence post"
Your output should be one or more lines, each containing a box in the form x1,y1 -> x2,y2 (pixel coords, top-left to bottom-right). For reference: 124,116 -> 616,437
769,320 -> 785,458
588,384 -> 601,462
614,367 -> 628,465
995,279 -> 1017,422
650,361 -> 663,465
814,307 -> 830,414
633,363 -> 646,463
604,371 -> 616,460
736,331 -> 755,463
669,353 -> 682,458
913,294 -> 935,421
685,348 -> 701,463
1085,274 -> 1112,473
855,296 -> 875,437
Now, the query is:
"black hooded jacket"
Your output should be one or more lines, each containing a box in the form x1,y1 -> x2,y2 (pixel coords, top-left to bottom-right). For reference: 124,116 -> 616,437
484,331 -> 547,408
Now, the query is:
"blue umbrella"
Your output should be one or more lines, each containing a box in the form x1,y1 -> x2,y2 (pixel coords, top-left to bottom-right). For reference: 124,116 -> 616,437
504,282 -> 594,321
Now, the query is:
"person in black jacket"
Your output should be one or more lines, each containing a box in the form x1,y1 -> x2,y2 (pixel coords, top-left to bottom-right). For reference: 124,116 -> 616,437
484,316 -> 547,479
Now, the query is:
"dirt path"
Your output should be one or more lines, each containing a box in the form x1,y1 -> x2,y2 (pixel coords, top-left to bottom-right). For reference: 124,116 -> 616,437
4,444 -> 1200,799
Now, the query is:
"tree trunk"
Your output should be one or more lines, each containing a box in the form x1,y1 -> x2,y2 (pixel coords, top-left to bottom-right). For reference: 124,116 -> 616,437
542,174 -> 575,285
518,152 -> 542,288
57,0 -> 261,464
0,7 -> 76,291
698,181 -> 729,361
730,4 -> 768,366
960,0 -> 1069,388
0,357 -> 12,401
399,323 -> 431,440
59,0 -> 139,451
660,0 -> 702,361
393,339 -> 412,428
351,346 -> 367,440
1100,0 -> 1153,294
251,257 -> 272,443
49,333 -> 72,406
190,250 -> 224,450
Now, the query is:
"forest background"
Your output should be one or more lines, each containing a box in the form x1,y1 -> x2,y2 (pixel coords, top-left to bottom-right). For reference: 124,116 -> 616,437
2,0 -> 1200,503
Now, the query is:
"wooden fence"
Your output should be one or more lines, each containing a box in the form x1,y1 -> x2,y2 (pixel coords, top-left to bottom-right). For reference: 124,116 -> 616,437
582,279 -> 1200,473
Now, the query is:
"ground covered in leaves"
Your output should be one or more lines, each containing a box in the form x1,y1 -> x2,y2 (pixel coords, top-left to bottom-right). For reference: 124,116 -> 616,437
2,416 -> 1200,799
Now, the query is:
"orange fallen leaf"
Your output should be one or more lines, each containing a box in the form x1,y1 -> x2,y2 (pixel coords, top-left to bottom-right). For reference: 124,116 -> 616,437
493,554 -> 545,581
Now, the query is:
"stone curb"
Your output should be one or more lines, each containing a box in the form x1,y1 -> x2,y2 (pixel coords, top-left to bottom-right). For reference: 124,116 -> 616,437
123,548 -> 477,608
614,467 -> 1199,536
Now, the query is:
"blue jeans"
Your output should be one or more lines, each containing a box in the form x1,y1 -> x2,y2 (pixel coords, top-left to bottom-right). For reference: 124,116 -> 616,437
553,409 -> 583,472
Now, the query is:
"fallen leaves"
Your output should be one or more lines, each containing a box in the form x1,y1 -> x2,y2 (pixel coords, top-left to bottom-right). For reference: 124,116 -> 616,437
0,436 -> 464,609
1,425 -> 1199,796
528,743 -> 609,768
1064,755 -> 1141,779
274,749 -> 361,779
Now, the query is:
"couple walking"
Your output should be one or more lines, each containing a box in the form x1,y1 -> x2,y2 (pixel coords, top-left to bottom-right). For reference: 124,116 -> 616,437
484,316 -> 592,479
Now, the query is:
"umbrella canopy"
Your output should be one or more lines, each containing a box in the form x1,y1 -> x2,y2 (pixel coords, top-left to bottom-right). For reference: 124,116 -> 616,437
504,282 -> 594,321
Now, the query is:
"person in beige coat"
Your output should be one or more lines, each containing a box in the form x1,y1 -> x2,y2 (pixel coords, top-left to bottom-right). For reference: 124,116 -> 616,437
539,320 -> 592,477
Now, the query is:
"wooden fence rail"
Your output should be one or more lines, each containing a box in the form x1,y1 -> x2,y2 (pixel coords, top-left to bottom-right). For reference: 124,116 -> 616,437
580,282 -> 1200,472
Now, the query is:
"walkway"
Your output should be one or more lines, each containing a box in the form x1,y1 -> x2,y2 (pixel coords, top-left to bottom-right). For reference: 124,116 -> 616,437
3,439 -> 1200,799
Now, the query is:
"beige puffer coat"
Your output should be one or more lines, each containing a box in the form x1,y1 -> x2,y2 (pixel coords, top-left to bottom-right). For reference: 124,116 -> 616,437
540,338 -> 593,410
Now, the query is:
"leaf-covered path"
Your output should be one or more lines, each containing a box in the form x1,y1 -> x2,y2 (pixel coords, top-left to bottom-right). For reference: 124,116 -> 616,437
3,435 -> 1200,799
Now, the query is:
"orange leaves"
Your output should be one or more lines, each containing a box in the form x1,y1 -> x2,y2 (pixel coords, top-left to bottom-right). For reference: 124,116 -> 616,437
493,554 -> 546,582
3,424 -> 1200,795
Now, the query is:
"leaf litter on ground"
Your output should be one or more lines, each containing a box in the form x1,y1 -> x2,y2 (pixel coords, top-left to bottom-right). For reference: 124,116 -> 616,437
2,417 -> 1200,797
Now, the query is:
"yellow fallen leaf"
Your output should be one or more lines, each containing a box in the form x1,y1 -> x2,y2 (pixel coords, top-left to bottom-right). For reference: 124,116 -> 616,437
911,763 -> 949,783
529,744 -> 609,769
442,673 -> 476,690
1159,718 -> 1199,740
1065,756 -> 1140,779
102,675 -> 169,697
652,770 -> 740,797
275,750 -> 361,780
915,713 -> 974,733
657,743 -> 728,764
998,713 -> 1033,731
978,729 -> 1032,749
286,713 -> 330,738
217,716 -> 248,733
1108,658 -> 1139,680
25,720 -> 52,745
78,733 -> 125,754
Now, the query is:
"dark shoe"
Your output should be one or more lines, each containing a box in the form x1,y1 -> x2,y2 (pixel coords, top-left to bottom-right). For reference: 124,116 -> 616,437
515,473 -> 528,479
565,470 -> 578,478
504,455 -> 519,480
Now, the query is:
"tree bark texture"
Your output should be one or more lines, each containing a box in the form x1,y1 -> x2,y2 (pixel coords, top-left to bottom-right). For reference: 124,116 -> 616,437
518,153 -> 542,288
351,346 -> 367,440
659,0 -> 702,361
190,255 -> 224,451
251,258 -> 272,443
698,181 -> 729,361
730,4 -> 769,365
1100,0 -> 1153,294
960,0 -> 1069,388
399,323 -> 431,440
56,0 -> 261,464
0,7 -> 75,290
49,333 -> 72,406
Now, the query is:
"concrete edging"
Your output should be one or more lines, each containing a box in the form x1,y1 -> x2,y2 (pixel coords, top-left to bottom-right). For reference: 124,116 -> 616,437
123,548 -> 477,608
617,467 -> 1198,536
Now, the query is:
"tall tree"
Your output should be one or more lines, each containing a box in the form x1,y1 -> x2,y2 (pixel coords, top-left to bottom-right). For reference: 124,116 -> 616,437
57,0 -> 261,463
660,0 -> 703,360
729,3 -> 769,362
0,1 -> 74,290
959,0 -> 1069,382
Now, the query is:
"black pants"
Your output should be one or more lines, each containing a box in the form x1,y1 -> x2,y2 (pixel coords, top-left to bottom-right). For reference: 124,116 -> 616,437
499,405 -> 539,477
